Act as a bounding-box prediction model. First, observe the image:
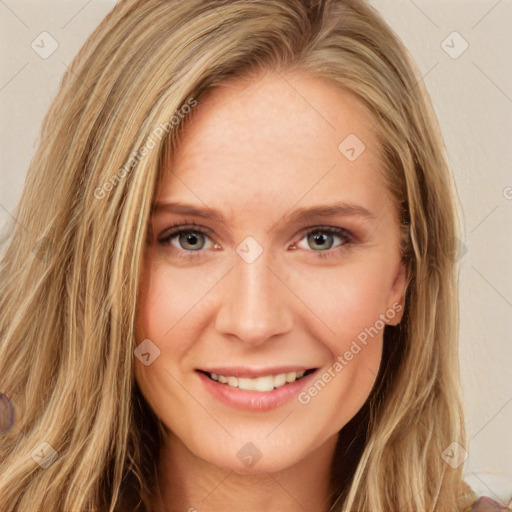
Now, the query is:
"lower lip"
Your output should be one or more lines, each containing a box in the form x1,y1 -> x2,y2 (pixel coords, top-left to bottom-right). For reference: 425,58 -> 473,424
197,371 -> 317,411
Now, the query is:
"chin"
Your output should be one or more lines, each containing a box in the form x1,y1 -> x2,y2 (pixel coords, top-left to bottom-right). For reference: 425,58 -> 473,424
218,452 -> 298,476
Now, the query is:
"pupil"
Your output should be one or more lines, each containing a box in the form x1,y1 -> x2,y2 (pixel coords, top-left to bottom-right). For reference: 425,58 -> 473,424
180,232 -> 203,250
310,232 -> 333,250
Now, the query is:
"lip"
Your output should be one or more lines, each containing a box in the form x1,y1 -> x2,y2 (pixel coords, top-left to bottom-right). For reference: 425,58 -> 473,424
197,366 -> 313,378
196,367 -> 318,411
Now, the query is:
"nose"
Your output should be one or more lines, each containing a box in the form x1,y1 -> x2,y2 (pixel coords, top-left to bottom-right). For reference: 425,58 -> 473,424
214,249 -> 294,345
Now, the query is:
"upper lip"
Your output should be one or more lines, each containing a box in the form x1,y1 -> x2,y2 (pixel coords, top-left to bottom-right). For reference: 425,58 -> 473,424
197,366 -> 317,378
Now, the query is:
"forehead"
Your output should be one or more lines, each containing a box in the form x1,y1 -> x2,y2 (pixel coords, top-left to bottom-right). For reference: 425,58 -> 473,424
158,70 -> 389,220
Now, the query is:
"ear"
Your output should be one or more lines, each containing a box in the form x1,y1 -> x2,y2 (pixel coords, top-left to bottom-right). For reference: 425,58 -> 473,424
386,259 -> 408,326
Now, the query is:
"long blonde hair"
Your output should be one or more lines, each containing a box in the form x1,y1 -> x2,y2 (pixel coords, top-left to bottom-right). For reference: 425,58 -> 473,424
0,0 -> 475,510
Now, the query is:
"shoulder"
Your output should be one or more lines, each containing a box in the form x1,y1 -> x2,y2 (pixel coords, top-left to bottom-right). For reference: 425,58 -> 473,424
463,496 -> 512,512
458,482 -> 511,512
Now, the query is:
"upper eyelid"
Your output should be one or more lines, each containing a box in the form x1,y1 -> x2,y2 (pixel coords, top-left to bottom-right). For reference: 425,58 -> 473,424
158,221 -> 214,238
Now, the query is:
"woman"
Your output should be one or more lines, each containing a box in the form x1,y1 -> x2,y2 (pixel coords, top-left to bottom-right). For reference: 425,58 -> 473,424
0,0 -> 505,510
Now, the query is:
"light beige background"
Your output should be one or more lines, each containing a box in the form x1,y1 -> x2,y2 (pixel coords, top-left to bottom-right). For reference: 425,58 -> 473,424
1,0 -> 511,504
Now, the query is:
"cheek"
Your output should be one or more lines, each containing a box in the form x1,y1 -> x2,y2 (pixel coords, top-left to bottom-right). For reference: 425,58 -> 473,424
291,256 -> 394,354
134,261 -> 208,430
300,338 -> 382,433
136,259 -> 214,349
294,262 -> 388,426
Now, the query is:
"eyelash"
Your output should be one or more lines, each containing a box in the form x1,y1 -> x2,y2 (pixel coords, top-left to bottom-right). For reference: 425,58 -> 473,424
157,218 -> 356,260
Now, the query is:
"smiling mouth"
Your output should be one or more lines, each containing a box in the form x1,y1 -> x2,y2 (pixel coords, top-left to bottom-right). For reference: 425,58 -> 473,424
198,369 -> 316,392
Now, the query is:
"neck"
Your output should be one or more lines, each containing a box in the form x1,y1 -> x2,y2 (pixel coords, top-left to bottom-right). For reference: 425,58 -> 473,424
153,432 -> 339,512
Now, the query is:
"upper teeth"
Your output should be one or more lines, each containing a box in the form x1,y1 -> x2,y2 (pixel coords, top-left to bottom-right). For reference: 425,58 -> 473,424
209,371 -> 306,392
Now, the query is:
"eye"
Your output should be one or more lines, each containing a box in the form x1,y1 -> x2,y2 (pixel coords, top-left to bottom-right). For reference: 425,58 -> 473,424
157,222 -> 355,260
157,220 -> 218,256
170,230 -> 211,251
294,226 -> 354,258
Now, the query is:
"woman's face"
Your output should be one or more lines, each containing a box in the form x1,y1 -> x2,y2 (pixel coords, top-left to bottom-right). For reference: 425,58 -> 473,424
135,70 -> 407,474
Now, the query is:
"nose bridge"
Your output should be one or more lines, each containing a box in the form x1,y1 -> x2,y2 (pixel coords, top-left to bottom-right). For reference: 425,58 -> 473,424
214,247 -> 293,344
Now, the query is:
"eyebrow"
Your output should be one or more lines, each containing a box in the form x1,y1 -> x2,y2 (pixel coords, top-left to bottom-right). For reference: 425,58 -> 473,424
152,200 -> 376,230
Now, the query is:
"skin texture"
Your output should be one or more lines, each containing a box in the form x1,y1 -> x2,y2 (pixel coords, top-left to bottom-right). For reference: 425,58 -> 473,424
135,70 -> 407,512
